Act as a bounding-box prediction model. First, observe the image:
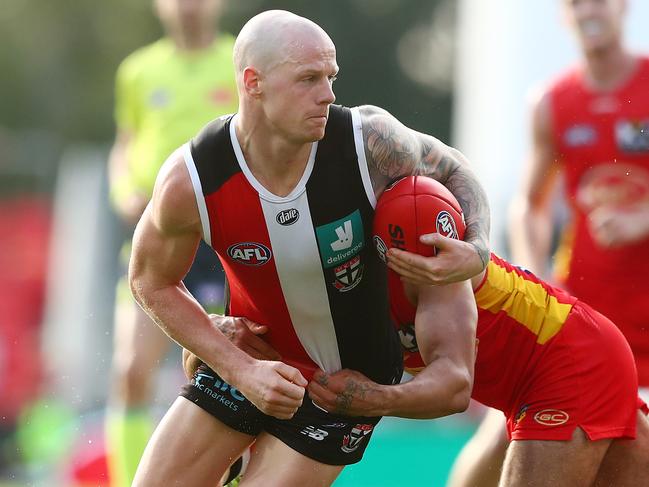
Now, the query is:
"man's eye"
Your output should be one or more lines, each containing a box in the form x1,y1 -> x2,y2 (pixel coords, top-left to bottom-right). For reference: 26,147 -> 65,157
328,75 -> 338,83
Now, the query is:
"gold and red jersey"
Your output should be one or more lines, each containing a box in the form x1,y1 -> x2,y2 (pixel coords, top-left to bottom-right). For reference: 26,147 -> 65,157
390,254 -> 577,412
548,57 -> 649,384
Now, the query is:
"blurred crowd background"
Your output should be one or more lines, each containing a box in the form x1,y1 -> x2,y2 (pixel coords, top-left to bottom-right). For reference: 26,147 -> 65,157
1,1 -> 648,486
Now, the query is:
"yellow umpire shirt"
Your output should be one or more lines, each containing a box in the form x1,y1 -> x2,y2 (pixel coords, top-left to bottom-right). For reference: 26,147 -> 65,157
111,34 -> 238,203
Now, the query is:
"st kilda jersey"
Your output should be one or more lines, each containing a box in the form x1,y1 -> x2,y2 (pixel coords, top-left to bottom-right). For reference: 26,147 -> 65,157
183,105 -> 402,385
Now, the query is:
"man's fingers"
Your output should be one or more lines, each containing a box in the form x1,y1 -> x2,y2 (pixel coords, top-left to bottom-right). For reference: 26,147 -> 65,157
242,318 -> 269,335
267,404 -> 302,420
388,248 -> 433,273
419,232 -> 443,247
278,364 -> 308,387
278,382 -> 305,402
387,258 -> 416,278
312,369 -> 327,383
307,382 -> 335,411
387,254 -> 433,281
274,364 -> 308,400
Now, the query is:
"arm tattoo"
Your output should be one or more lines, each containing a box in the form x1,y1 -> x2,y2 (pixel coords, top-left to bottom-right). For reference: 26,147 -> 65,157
364,115 -> 416,182
414,144 -> 454,181
334,379 -> 371,414
361,107 -> 490,264
219,320 -> 236,342
427,156 -> 490,266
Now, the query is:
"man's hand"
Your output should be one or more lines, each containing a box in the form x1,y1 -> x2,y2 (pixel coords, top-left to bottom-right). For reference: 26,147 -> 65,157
182,314 -> 281,380
307,369 -> 384,417
588,205 -> 649,248
183,314 -> 301,419
239,359 -> 308,420
387,233 -> 486,285
182,348 -> 203,380
212,315 -> 281,361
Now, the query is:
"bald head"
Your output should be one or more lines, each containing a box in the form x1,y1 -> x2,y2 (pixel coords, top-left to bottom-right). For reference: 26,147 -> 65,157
233,10 -> 335,76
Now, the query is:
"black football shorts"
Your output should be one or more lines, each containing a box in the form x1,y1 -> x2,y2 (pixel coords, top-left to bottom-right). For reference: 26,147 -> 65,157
180,362 -> 383,465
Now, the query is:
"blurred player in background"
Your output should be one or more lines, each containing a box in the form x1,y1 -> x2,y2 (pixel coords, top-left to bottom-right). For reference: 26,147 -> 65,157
449,1 -> 649,485
106,1 -> 237,485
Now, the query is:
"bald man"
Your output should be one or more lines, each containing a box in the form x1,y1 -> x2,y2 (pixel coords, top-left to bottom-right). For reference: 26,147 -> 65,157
129,10 -> 491,486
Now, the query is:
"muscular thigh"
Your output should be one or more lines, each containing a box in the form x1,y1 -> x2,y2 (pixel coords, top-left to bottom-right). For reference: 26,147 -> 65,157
595,410 -> 649,486
241,432 -> 343,487
133,397 -> 254,487
500,427 -> 610,487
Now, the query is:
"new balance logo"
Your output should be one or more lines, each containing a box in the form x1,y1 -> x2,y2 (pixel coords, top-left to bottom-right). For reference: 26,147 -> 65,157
300,426 -> 329,441
331,220 -> 353,251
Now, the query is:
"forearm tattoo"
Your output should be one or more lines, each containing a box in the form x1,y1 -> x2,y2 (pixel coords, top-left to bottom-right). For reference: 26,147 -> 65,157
362,108 -> 490,266
428,156 -> 491,268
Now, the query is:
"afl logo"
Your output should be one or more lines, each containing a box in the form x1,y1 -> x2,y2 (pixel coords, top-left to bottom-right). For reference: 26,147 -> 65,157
373,235 -> 388,263
533,409 -> 569,426
436,211 -> 458,239
227,242 -> 272,266
276,208 -> 300,226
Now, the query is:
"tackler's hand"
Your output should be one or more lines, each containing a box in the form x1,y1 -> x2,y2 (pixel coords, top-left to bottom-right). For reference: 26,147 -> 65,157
308,368 -> 384,417
388,233 -> 485,285
212,314 -> 281,361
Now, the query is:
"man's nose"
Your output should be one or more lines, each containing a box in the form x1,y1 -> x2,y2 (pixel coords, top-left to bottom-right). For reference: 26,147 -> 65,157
319,79 -> 336,105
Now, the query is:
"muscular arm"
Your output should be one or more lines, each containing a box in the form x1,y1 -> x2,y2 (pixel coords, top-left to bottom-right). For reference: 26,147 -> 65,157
360,105 -> 491,270
308,280 -> 477,419
508,92 -> 561,276
129,151 -> 306,418
130,151 -> 249,380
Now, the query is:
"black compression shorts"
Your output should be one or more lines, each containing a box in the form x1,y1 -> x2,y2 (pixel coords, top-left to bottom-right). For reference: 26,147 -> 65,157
180,363 -> 383,465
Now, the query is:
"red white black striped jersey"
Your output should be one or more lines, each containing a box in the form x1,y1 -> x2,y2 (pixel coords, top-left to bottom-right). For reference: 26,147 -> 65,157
184,105 -> 402,384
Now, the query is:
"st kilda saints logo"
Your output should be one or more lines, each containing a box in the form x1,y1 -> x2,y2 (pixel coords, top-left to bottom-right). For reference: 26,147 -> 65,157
333,255 -> 363,292
435,211 -> 459,239
341,424 -> 374,453
276,208 -> 299,226
227,242 -> 272,266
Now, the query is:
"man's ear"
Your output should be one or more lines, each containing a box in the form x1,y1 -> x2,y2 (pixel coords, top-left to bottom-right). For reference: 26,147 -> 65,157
242,67 -> 262,98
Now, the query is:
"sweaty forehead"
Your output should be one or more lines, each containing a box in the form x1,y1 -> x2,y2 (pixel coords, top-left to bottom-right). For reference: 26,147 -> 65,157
286,37 -> 336,67
236,12 -> 336,74
272,24 -> 336,69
